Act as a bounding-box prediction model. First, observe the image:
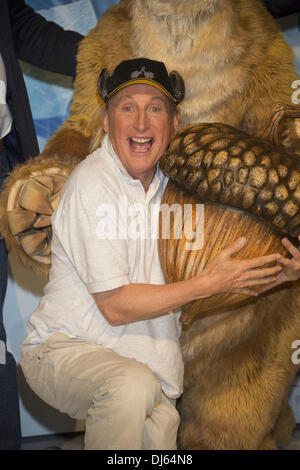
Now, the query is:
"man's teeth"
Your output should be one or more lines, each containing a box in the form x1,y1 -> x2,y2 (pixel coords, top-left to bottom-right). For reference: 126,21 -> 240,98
130,137 -> 153,152
131,137 -> 152,143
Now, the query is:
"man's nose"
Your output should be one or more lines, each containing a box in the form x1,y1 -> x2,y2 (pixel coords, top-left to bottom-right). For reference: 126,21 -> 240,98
135,109 -> 149,132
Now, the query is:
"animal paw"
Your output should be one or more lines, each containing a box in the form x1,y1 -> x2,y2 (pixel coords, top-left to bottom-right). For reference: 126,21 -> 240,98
6,169 -> 67,266
0,162 -> 72,276
7,170 -> 66,264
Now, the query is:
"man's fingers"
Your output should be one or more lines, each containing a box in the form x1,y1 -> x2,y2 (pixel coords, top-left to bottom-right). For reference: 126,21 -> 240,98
243,253 -> 281,269
234,288 -> 259,296
256,281 -> 278,294
243,276 -> 278,287
281,237 -> 300,258
220,237 -> 247,258
276,256 -> 294,268
219,239 -> 282,270
245,264 -> 282,279
237,276 -> 280,296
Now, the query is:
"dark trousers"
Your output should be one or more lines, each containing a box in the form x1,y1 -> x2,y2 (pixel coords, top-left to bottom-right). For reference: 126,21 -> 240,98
0,147 -> 21,450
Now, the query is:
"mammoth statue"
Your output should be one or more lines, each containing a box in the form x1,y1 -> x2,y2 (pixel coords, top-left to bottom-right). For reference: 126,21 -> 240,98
1,0 -> 300,450
159,119 -> 300,449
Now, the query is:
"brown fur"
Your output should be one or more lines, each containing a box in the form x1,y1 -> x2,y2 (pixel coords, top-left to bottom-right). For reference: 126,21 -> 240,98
178,283 -> 300,449
1,0 -> 300,449
45,0 -> 300,155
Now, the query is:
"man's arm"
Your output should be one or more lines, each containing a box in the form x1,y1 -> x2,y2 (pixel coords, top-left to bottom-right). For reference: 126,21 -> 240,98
93,238 -> 283,326
261,0 -> 300,18
9,0 -> 83,78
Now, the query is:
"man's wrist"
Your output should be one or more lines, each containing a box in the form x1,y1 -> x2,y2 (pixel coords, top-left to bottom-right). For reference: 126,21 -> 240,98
187,273 -> 215,301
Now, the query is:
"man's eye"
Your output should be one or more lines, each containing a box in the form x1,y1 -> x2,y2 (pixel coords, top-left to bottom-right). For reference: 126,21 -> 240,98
150,106 -> 160,112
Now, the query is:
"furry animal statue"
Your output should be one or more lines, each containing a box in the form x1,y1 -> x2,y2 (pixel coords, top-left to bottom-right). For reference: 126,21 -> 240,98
1,0 -> 300,450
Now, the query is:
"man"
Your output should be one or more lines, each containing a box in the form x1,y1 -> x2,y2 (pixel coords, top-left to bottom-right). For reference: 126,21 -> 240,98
19,58 -> 300,451
0,0 -> 83,450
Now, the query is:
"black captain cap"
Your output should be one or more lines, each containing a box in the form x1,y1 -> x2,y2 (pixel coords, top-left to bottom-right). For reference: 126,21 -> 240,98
98,58 -> 185,105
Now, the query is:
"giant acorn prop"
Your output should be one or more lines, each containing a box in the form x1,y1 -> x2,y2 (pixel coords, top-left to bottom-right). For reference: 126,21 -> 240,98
158,107 -> 300,324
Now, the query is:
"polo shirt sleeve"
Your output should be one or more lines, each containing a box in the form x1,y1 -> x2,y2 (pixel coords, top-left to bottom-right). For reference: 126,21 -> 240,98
52,180 -> 130,294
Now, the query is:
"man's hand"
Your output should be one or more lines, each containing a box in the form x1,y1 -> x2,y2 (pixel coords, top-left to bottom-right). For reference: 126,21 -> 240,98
258,235 -> 300,293
278,236 -> 300,281
195,237 -> 283,298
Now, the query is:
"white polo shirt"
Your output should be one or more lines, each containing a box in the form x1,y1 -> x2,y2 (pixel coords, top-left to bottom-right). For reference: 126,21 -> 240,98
21,135 -> 183,399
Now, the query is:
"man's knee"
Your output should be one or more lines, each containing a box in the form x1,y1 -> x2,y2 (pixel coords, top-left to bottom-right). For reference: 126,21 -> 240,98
96,359 -> 162,414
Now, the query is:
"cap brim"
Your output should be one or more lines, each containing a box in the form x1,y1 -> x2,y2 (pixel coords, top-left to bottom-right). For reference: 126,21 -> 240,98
107,78 -> 177,104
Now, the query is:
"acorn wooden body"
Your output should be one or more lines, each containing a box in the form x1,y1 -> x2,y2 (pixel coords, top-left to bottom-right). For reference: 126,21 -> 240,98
157,120 -> 300,325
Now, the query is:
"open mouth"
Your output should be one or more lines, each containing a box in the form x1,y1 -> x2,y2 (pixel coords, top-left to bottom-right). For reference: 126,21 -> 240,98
129,137 -> 154,153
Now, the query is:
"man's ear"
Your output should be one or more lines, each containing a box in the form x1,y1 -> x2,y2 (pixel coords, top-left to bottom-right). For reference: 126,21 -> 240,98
100,106 -> 109,133
173,111 -> 179,133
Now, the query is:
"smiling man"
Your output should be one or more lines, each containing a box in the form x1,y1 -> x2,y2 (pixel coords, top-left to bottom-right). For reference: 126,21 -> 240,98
102,86 -> 175,190
99,60 -> 180,191
19,58 -> 300,450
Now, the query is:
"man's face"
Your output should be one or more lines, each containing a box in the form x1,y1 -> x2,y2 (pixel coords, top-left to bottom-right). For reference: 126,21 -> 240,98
102,84 -> 179,189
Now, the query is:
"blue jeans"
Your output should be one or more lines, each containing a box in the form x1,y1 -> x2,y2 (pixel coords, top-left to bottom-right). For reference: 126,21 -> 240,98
0,148 -> 21,449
